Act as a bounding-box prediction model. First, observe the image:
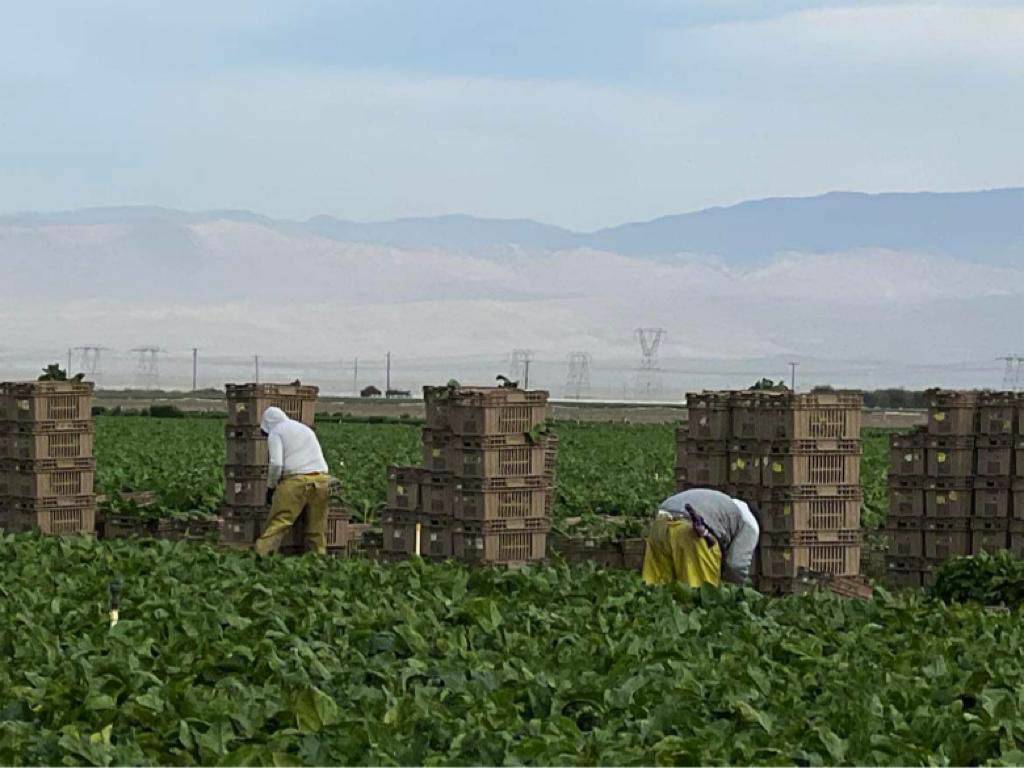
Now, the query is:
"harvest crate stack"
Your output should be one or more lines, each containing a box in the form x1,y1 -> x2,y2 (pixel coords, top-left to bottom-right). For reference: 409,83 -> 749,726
220,383 -> 344,553
682,390 -> 864,594
886,389 -> 1023,588
0,381 -> 96,536
383,384 -> 555,566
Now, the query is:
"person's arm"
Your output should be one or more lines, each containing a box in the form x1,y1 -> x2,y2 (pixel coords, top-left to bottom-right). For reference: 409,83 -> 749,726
721,513 -> 759,585
267,431 -> 284,488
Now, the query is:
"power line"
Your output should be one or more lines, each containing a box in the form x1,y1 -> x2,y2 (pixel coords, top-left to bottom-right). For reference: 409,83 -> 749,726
634,328 -> 666,397
565,351 -> 592,399
129,347 -> 163,390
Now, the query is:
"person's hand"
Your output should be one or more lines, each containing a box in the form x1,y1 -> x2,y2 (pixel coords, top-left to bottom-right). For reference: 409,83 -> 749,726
265,488 -> 274,507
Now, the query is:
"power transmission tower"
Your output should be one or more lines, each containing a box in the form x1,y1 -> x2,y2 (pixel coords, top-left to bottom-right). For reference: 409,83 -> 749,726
565,351 -> 592,399
254,355 -> 260,384
192,348 -> 199,391
510,349 -> 534,388
634,328 -> 666,398
130,347 -> 163,390
72,346 -> 108,384
788,361 -> 800,392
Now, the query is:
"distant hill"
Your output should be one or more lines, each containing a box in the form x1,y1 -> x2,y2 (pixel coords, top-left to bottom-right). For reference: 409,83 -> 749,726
4,187 -> 1022,263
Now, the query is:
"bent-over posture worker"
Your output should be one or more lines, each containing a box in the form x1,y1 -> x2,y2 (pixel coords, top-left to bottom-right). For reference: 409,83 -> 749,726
254,406 -> 331,555
642,488 -> 760,587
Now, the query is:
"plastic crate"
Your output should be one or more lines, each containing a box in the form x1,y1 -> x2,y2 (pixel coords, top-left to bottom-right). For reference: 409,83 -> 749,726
758,392 -> 863,441
971,516 -> 1008,554
421,429 -> 451,472
448,435 -> 548,479
886,523 -> 924,558
218,507 -> 312,549
0,458 -> 95,498
976,436 -> 1012,477
977,391 -> 1016,436
925,481 -> 972,517
1009,520 -> 1024,557
454,525 -> 547,566
728,442 -> 766,485
924,520 -> 970,559
764,441 -> 861,487
0,381 -> 93,422
925,389 -> 978,436
381,510 -> 453,558
544,434 -> 558,478
886,569 -> 924,589
889,430 -> 926,477
225,383 -> 318,427
889,484 -> 926,517
621,538 -> 646,571
0,422 -> 94,461
105,514 -> 220,542
761,492 -> 862,532
679,440 -> 729,486
453,480 -> 550,523
386,466 -> 425,511
686,392 -> 732,440
974,486 -> 1010,518
0,502 -> 96,535
758,542 -> 860,578
550,534 -> 624,567
423,385 -> 549,436
420,473 -> 454,517
762,529 -> 860,547
730,392 -> 779,440
224,464 -> 268,506
225,426 -> 268,466
925,436 -> 975,478
1014,480 -> 1024,520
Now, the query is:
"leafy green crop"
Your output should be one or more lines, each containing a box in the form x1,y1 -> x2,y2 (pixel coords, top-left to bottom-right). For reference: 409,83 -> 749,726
3,533 -> 1024,765
931,551 -> 1024,607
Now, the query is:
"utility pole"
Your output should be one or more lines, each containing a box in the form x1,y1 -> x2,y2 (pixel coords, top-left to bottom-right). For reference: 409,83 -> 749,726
789,361 -> 799,392
67,348 -> 72,375
386,352 -> 391,393
523,358 -> 531,389
511,349 -> 534,388
353,357 -> 359,396
254,355 -> 260,384
192,348 -> 198,391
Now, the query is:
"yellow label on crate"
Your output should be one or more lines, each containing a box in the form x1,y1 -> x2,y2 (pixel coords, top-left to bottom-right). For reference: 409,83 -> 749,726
938,452 -> 947,463
17,399 -> 29,411
937,495 -> 947,505
772,462 -> 783,473
934,412 -> 946,422
397,484 -> 406,496
949,491 -> 959,501
783,504 -> 792,516
783,551 -> 792,561
432,448 -> 442,458
735,458 -> 747,469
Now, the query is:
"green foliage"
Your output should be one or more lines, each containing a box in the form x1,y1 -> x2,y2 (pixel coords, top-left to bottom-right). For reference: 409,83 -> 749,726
147,405 -> 186,419
931,551 -> 1024,607
38,363 -> 68,381
860,428 -> 892,529
3,533 -> 1024,765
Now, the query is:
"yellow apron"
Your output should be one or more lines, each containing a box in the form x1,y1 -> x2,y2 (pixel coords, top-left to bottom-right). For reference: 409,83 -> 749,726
642,515 -> 721,587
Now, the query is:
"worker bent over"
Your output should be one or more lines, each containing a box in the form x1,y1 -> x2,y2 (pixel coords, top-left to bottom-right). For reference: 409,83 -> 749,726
254,406 -> 331,555
642,488 -> 760,588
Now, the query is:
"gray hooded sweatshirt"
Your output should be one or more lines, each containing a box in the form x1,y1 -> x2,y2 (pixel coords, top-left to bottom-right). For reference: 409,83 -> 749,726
260,407 -> 329,488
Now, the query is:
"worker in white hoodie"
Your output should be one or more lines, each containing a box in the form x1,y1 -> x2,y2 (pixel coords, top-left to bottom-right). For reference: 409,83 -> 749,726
254,406 -> 331,555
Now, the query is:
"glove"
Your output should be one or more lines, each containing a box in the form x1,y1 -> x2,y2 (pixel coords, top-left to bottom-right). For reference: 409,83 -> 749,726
265,488 -> 275,507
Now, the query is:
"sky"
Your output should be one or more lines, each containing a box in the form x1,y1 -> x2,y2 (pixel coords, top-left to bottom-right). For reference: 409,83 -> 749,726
2,1 -> 1024,230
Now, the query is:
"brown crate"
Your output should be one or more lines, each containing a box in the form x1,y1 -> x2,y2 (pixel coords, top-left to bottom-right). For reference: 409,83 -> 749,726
423,385 -> 548,436
886,554 -> 924,571
886,569 -> 924,589
105,514 -> 220,542
925,435 -> 975,477
0,381 -> 93,422
454,524 -> 547,565
925,481 -> 972,517
685,392 -> 732,440
621,538 -> 646,571
886,524 -> 924,558
1009,520 -> 1024,557
976,436 -> 1012,477
1,501 -> 96,535
453,480 -> 549,524
925,389 -> 978,436
758,391 -> 863,442
759,542 -> 860,578
225,383 -> 318,427
225,426 -> 268,466
889,484 -> 926,517
544,434 -> 558,478
978,391 -> 1016,436
0,458 -> 95,498
1013,480 -> 1024,520
728,442 -> 766,486
0,423 -> 94,461
219,506 -> 325,549
761,492 -> 862,532
762,529 -> 860,547
549,534 -> 624,568
730,392 -> 776,440
381,510 -> 453,558
973,486 -> 1010,518
447,435 -> 548,479
224,464 -> 268,506
924,519 -> 971,559
971,516 -> 1008,554
764,441 -> 861,487
386,466 -> 425,511
421,428 -> 451,472
680,439 -> 729,486
420,473 -> 455,517
889,430 -> 927,477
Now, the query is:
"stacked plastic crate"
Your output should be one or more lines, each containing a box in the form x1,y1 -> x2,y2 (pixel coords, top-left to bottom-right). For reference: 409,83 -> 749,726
755,392 -> 864,593
675,391 -> 731,492
888,390 -> 1019,587
0,381 -> 96,536
384,385 -> 554,566
220,383 -> 322,550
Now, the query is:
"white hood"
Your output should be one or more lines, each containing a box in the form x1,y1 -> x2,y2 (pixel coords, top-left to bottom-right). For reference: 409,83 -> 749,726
260,406 -> 289,434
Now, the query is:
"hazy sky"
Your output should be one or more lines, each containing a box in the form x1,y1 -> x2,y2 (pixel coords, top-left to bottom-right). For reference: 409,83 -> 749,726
3,1 -> 1023,229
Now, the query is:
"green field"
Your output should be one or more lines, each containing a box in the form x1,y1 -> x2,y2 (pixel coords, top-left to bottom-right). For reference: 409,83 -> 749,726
94,416 -> 891,528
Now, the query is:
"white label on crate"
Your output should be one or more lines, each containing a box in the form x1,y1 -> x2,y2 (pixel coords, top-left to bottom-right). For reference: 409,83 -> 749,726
949,491 -> 959,501
237,403 -> 247,413
432,449 -> 441,458
938,495 -> 947,505
699,416 -> 709,426
430,532 -> 438,542
904,453 -> 914,463
234,483 -> 242,492
17,399 -> 28,411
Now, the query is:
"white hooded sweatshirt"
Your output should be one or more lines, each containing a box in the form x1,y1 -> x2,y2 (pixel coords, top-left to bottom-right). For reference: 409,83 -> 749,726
260,407 -> 329,488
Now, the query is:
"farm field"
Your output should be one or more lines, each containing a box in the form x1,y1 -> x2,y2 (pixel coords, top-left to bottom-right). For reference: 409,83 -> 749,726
93,416 -> 892,528
3,534 -> 1024,765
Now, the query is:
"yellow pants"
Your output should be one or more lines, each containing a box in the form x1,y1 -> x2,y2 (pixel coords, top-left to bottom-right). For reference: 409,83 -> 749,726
254,473 -> 330,556
642,515 -> 722,587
